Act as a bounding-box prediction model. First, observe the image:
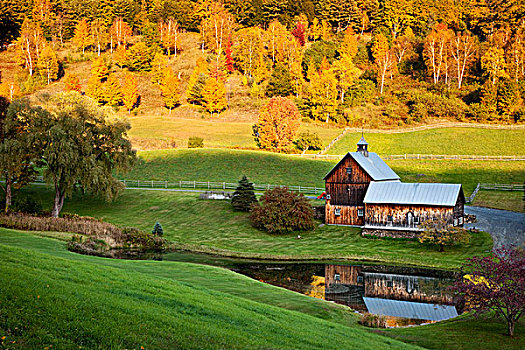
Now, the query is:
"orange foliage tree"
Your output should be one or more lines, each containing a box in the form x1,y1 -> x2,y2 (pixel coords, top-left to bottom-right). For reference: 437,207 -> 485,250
252,97 -> 301,152
73,19 -> 93,54
63,73 -> 81,92
122,73 -> 139,112
201,77 -> 227,117
160,68 -> 180,113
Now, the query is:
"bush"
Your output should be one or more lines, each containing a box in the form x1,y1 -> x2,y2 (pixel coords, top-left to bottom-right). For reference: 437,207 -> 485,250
250,187 -> 315,234
152,222 -> 164,236
231,175 -> 258,212
11,197 -> 43,215
125,42 -> 154,71
407,91 -> 467,121
294,131 -> 322,151
345,79 -> 376,107
358,313 -> 387,328
188,136 -> 204,148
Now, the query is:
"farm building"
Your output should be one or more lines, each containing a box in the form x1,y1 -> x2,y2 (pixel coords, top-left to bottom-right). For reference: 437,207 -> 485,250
324,138 -> 465,232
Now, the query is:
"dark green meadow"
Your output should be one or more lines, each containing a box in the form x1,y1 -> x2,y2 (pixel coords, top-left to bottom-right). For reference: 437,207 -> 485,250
20,186 -> 492,270
0,228 -> 413,350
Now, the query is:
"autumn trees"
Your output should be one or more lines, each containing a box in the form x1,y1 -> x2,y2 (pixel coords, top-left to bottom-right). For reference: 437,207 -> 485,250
253,97 -> 301,152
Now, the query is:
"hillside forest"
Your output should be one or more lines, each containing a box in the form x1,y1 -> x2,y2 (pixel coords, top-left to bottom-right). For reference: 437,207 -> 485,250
0,0 -> 524,130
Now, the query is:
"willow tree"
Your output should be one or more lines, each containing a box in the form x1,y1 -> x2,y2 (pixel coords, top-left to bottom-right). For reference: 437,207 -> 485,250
36,92 -> 136,217
0,98 -> 41,213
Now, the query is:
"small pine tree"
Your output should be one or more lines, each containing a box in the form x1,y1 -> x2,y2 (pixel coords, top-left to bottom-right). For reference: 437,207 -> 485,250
152,222 -> 164,236
265,63 -> 293,97
231,176 -> 257,212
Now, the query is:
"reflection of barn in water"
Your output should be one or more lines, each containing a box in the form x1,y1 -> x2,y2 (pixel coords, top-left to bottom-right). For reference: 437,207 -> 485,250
324,264 -> 458,323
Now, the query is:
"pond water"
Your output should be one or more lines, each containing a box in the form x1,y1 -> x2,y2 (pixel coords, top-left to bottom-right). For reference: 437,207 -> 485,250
118,249 -> 460,327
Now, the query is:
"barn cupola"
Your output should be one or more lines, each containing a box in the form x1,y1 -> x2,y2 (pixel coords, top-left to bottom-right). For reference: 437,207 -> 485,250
357,137 -> 369,157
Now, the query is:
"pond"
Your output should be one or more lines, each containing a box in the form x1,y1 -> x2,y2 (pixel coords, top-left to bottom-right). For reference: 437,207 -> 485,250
116,249 -> 460,327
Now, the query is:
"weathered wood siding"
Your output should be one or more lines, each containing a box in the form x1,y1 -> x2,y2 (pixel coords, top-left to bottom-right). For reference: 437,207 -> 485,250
364,273 -> 454,304
325,265 -> 363,287
365,204 -> 454,229
325,155 -> 372,225
453,194 -> 465,223
326,204 -> 364,225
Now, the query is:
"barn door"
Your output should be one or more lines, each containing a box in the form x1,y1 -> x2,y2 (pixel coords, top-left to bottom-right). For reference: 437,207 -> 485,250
407,212 -> 413,227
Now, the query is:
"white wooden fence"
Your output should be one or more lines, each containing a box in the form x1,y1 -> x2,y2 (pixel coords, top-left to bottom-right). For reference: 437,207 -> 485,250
292,154 -> 525,161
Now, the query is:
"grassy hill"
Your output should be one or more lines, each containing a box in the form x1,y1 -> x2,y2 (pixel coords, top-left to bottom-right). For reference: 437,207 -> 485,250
0,228 -> 414,350
126,149 -> 525,194
21,188 -> 492,269
1,229 -> 522,349
328,128 -> 525,156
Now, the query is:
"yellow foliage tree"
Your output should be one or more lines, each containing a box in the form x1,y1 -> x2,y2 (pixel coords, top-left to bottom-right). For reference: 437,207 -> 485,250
0,81 -> 21,102
332,55 -> 360,103
340,28 -> 358,60
73,19 -> 93,54
234,27 -> 266,78
308,59 -> 338,122
160,68 -> 180,114
90,18 -> 108,56
481,47 -> 508,85
15,18 -> 45,76
201,77 -> 227,117
109,17 -> 132,52
86,75 -> 104,103
252,97 -> 301,152
91,56 -> 109,81
372,33 -> 397,94
122,73 -> 139,112
37,45 -> 59,84
104,73 -> 122,106
114,45 -> 127,68
159,18 -> 181,59
151,53 -> 168,85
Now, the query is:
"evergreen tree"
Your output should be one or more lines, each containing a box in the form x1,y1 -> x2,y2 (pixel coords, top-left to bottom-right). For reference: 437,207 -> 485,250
265,63 -> 293,97
231,175 -> 257,212
152,222 -> 164,236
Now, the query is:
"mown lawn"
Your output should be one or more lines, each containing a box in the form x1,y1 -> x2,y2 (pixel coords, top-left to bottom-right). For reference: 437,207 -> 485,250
328,128 -> 525,156
0,228 -> 413,350
126,149 -> 524,196
22,187 -> 492,269
471,190 -> 524,213
378,312 -> 524,350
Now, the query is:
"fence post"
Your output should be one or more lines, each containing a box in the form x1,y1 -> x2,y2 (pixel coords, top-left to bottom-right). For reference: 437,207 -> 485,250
194,180 -> 196,189
138,180 -> 140,187
151,180 -> 153,188
223,182 -> 225,190
165,181 -> 167,189
208,181 -> 210,189
179,180 -> 182,188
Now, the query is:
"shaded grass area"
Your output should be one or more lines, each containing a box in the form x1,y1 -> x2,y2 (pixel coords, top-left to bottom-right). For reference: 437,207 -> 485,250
0,229 -> 414,350
472,190 -> 524,213
378,312 -> 524,350
21,187 -> 492,269
329,128 -> 525,156
126,149 -> 524,196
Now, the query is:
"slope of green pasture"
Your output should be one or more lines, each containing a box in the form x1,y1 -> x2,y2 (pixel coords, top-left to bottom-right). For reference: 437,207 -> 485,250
328,128 -> 525,156
378,312 -> 524,350
0,228 -> 415,350
128,116 -> 342,150
21,188 -> 492,269
126,149 -> 524,196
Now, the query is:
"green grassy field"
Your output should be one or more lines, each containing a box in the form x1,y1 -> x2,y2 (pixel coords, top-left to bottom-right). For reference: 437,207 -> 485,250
472,191 -> 524,212
379,312 -> 524,350
1,229 -> 522,349
128,116 -> 342,150
126,149 -> 525,196
0,228 -> 414,350
328,128 -> 525,156
21,187 -> 492,269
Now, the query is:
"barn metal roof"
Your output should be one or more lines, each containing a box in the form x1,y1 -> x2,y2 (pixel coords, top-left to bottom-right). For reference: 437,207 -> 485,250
324,152 -> 400,181
363,297 -> 458,321
363,182 -> 462,206
357,137 -> 368,145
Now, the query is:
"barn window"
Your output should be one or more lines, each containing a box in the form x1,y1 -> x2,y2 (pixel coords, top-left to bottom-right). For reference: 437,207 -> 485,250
453,218 -> 458,226
387,280 -> 393,288
357,209 -> 364,217
334,273 -> 341,281
387,215 -> 393,222
357,276 -> 363,283
414,216 -> 420,224
335,208 -> 341,216
346,167 -> 352,175
459,217 -> 463,225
